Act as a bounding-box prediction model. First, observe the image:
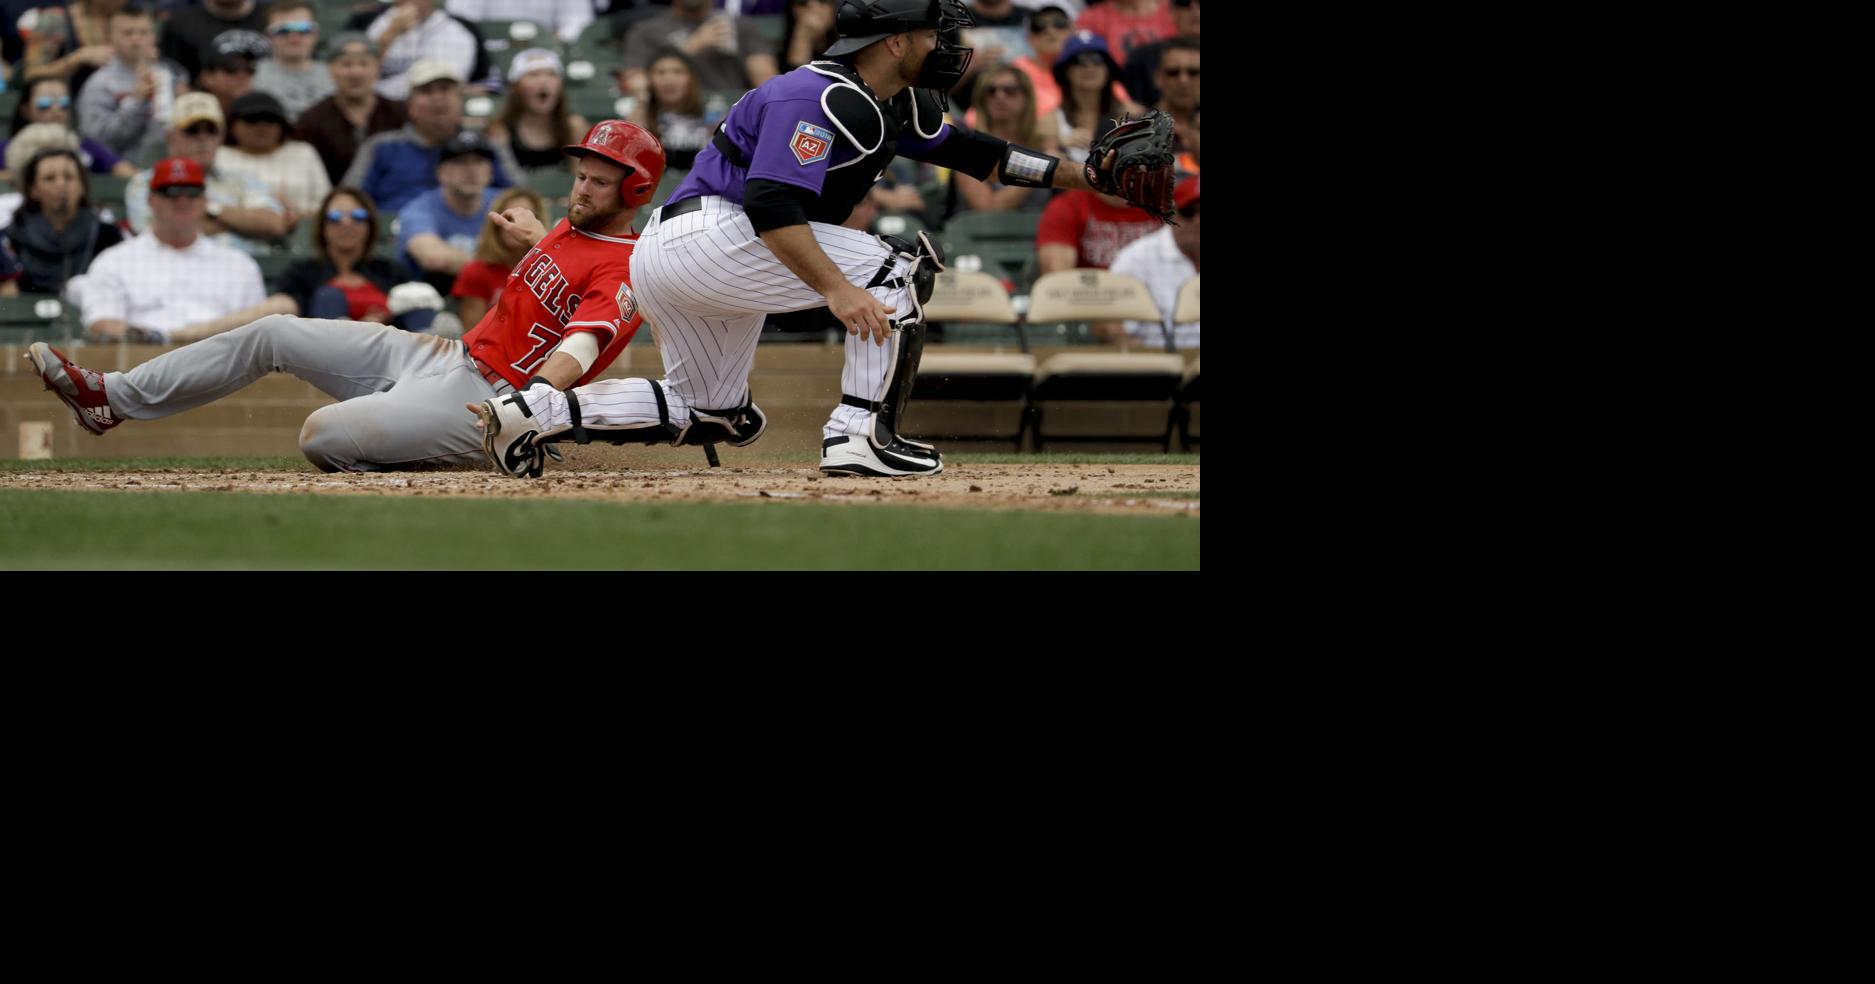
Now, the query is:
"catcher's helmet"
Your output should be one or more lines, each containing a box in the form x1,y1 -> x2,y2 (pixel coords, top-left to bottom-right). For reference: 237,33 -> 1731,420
563,120 -> 666,209
824,0 -> 973,57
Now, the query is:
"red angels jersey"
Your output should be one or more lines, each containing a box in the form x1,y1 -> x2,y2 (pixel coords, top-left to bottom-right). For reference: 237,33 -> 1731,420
463,220 -> 643,389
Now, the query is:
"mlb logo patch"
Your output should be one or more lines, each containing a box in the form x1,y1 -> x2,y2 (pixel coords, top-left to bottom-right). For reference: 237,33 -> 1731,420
790,121 -> 834,165
616,282 -> 638,323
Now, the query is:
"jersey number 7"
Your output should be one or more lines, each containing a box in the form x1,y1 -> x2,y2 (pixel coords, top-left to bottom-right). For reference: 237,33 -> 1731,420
510,323 -> 563,377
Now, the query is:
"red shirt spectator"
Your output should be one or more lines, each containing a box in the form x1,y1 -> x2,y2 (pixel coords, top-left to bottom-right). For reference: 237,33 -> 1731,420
1037,189 -> 1163,272
1075,0 -> 1177,67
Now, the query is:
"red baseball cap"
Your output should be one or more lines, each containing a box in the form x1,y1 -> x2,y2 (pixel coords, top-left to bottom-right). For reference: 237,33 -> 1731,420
150,157 -> 206,190
1174,175 -> 1200,212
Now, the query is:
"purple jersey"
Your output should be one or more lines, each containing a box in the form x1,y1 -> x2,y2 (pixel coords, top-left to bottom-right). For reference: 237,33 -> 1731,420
668,62 -> 957,223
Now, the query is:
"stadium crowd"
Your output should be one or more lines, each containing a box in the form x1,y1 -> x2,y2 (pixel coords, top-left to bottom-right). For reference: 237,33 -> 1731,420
2,0 -> 1198,346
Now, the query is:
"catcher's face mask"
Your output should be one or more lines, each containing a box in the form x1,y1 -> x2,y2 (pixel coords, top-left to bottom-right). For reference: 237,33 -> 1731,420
911,0 -> 974,108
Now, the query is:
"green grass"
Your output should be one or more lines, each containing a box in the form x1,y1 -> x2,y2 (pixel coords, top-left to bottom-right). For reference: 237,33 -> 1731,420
0,490 -> 1198,570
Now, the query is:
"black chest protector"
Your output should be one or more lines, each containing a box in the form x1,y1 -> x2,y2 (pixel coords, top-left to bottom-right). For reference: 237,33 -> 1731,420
796,61 -> 949,225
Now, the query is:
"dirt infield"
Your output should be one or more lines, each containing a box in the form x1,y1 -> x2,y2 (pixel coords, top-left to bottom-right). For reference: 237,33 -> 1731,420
1,459 -> 1199,516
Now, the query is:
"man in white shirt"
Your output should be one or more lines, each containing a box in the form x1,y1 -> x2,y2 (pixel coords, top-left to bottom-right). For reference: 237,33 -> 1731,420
123,92 -> 293,255
369,0 -> 480,101
71,156 -> 266,343
444,0 -> 595,44
1100,175 -> 1199,349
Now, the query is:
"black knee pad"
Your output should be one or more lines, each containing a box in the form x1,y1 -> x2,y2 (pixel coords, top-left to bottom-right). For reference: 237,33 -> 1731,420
679,397 -> 766,447
874,231 -> 947,313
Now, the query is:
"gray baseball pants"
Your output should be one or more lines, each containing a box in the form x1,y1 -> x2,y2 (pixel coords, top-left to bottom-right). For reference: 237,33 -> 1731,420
102,315 -> 509,471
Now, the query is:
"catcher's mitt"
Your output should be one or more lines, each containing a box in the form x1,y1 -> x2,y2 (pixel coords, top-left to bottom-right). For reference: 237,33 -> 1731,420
1085,109 -> 1178,222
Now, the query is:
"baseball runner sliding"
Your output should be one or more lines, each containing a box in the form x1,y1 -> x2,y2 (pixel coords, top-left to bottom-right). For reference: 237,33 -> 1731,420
471,0 -> 1178,478
26,122 -> 666,474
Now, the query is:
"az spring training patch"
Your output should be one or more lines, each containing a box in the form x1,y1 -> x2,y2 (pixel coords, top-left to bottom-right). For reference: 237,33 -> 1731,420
790,121 -> 834,165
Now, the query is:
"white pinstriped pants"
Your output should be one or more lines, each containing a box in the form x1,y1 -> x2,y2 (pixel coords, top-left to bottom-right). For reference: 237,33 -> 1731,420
550,196 -> 917,441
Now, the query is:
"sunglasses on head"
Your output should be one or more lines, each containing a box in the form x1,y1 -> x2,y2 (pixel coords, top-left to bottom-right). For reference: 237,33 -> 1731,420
269,21 -> 315,35
155,185 -> 205,199
1031,16 -> 1070,31
1159,66 -> 1200,78
35,96 -> 72,109
325,207 -> 370,223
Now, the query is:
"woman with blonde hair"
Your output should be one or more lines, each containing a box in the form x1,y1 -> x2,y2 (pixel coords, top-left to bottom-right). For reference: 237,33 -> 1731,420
953,65 -> 1058,214
452,186 -> 547,329
486,49 -> 589,174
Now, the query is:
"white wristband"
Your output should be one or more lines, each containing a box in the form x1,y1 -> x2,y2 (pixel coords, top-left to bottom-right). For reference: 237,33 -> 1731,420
554,331 -> 601,373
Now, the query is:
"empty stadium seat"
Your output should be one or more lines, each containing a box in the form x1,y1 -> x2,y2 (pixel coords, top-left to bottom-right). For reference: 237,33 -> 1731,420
0,294 -> 75,344
1025,270 -> 1183,451
940,210 -> 1042,290
1172,277 -> 1199,449
910,270 -> 1034,449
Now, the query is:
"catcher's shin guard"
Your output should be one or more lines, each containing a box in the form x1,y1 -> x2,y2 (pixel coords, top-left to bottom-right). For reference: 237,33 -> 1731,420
841,318 -> 936,458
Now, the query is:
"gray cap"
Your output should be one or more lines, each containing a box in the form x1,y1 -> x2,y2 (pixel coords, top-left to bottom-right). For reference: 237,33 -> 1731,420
328,31 -> 378,58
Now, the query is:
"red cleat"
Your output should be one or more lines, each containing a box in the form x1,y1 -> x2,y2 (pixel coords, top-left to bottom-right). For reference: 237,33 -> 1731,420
25,343 -> 120,435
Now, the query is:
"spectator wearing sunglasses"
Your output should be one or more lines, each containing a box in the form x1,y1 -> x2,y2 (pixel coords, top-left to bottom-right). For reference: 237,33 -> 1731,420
124,92 -> 292,255
1118,0 -> 1196,106
194,30 -> 270,121
67,155 -> 267,343
0,78 -> 137,183
215,91 -> 329,215
2,146 -> 125,296
74,4 -> 181,166
270,187 -> 424,327
252,1 -> 334,122
953,66 -> 1057,215
158,0 -> 268,84
1152,35 -> 1198,172
1072,0 -> 1175,68
1050,30 -> 1141,166
1009,4 -> 1072,122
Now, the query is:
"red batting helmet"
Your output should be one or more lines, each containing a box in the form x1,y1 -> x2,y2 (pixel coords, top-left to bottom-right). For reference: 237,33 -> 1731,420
563,120 -> 665,209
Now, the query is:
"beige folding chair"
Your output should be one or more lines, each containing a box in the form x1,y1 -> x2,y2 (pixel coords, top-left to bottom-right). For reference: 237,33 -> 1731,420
910,270 -> 1036,450
1026,270 -> 1185,451
1173,276 -> 1199,450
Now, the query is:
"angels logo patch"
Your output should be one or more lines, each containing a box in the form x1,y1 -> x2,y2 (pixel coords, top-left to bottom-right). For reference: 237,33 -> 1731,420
616,281 -> 638,323
790,121 -> 834,165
